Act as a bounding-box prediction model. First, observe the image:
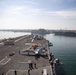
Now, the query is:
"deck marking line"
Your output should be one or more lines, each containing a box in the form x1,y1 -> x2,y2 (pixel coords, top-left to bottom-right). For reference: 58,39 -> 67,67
15,35 -> 28,42
0,57 -> 11,65
6,69 -> 27,75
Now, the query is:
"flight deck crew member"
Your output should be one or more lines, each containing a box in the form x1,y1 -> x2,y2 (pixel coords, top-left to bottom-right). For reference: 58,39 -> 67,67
34,63 -> 37,69
19,51 -> 20,54
14,70 -> 17,75
28,69 -> 30,75
29,62 -> 33,70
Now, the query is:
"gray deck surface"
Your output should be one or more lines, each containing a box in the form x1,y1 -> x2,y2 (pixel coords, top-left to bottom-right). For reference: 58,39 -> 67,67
6,66 -> 52,75
0,35 -> 53,75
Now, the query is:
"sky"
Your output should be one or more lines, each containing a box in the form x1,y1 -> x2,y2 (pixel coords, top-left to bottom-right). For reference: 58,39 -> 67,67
0,0 -> 76,30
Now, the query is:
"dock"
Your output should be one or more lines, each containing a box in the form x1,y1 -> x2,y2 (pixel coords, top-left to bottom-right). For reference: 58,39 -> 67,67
0,35 -> 55,75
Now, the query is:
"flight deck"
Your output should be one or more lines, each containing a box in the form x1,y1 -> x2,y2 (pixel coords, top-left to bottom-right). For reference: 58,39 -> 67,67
0,35 -> 54,75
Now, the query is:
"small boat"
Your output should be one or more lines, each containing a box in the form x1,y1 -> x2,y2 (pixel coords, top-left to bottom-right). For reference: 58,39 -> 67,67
48,42 -> 53,46
55,59 -> 60,63
54,58 -> 63,65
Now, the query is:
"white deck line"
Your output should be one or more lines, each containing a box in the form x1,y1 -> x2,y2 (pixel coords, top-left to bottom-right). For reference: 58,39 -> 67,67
25,43 -> 38,45
0,56 -> 8,63
0,57 -> 11,65
15,35 -> 28,42
31,39 -> 34,42
0,58 -> 5,63
6,69 -> 27,75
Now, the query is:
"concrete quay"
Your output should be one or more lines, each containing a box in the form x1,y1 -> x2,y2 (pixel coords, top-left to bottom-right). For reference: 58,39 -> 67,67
0,35 -> 53,75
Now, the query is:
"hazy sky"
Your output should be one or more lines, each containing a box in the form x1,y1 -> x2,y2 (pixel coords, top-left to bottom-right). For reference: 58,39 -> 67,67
0,0 -> 76,30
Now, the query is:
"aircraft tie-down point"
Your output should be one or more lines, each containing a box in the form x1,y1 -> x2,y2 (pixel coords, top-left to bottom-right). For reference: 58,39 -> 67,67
20,44 -> 47,55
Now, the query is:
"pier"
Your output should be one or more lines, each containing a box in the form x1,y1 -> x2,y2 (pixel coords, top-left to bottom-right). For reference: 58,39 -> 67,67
0,35 -> 55,75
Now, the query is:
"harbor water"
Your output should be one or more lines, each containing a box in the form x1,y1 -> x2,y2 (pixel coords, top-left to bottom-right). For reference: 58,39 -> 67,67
45,34 -> 76,75
0,31 -> 31,40
0,31 -> 76,75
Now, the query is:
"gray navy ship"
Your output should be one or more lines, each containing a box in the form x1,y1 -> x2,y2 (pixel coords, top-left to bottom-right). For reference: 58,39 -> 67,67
54,31 -> 76,37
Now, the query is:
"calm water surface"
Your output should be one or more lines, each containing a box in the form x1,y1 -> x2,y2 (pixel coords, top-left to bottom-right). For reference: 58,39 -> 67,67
0,31 -> 31,40
45,34 -> 76,75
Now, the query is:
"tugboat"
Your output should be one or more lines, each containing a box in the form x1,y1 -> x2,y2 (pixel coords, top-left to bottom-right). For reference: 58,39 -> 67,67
48,42 -> 53,47
47,40 -> 53,47
54,58 -> 63,65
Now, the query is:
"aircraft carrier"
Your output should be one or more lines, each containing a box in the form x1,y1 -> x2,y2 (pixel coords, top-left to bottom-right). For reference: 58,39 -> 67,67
0,34 -> 55,75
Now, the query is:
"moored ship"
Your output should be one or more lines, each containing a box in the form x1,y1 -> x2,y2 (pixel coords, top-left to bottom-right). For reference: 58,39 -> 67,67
54,31 -> 76,36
